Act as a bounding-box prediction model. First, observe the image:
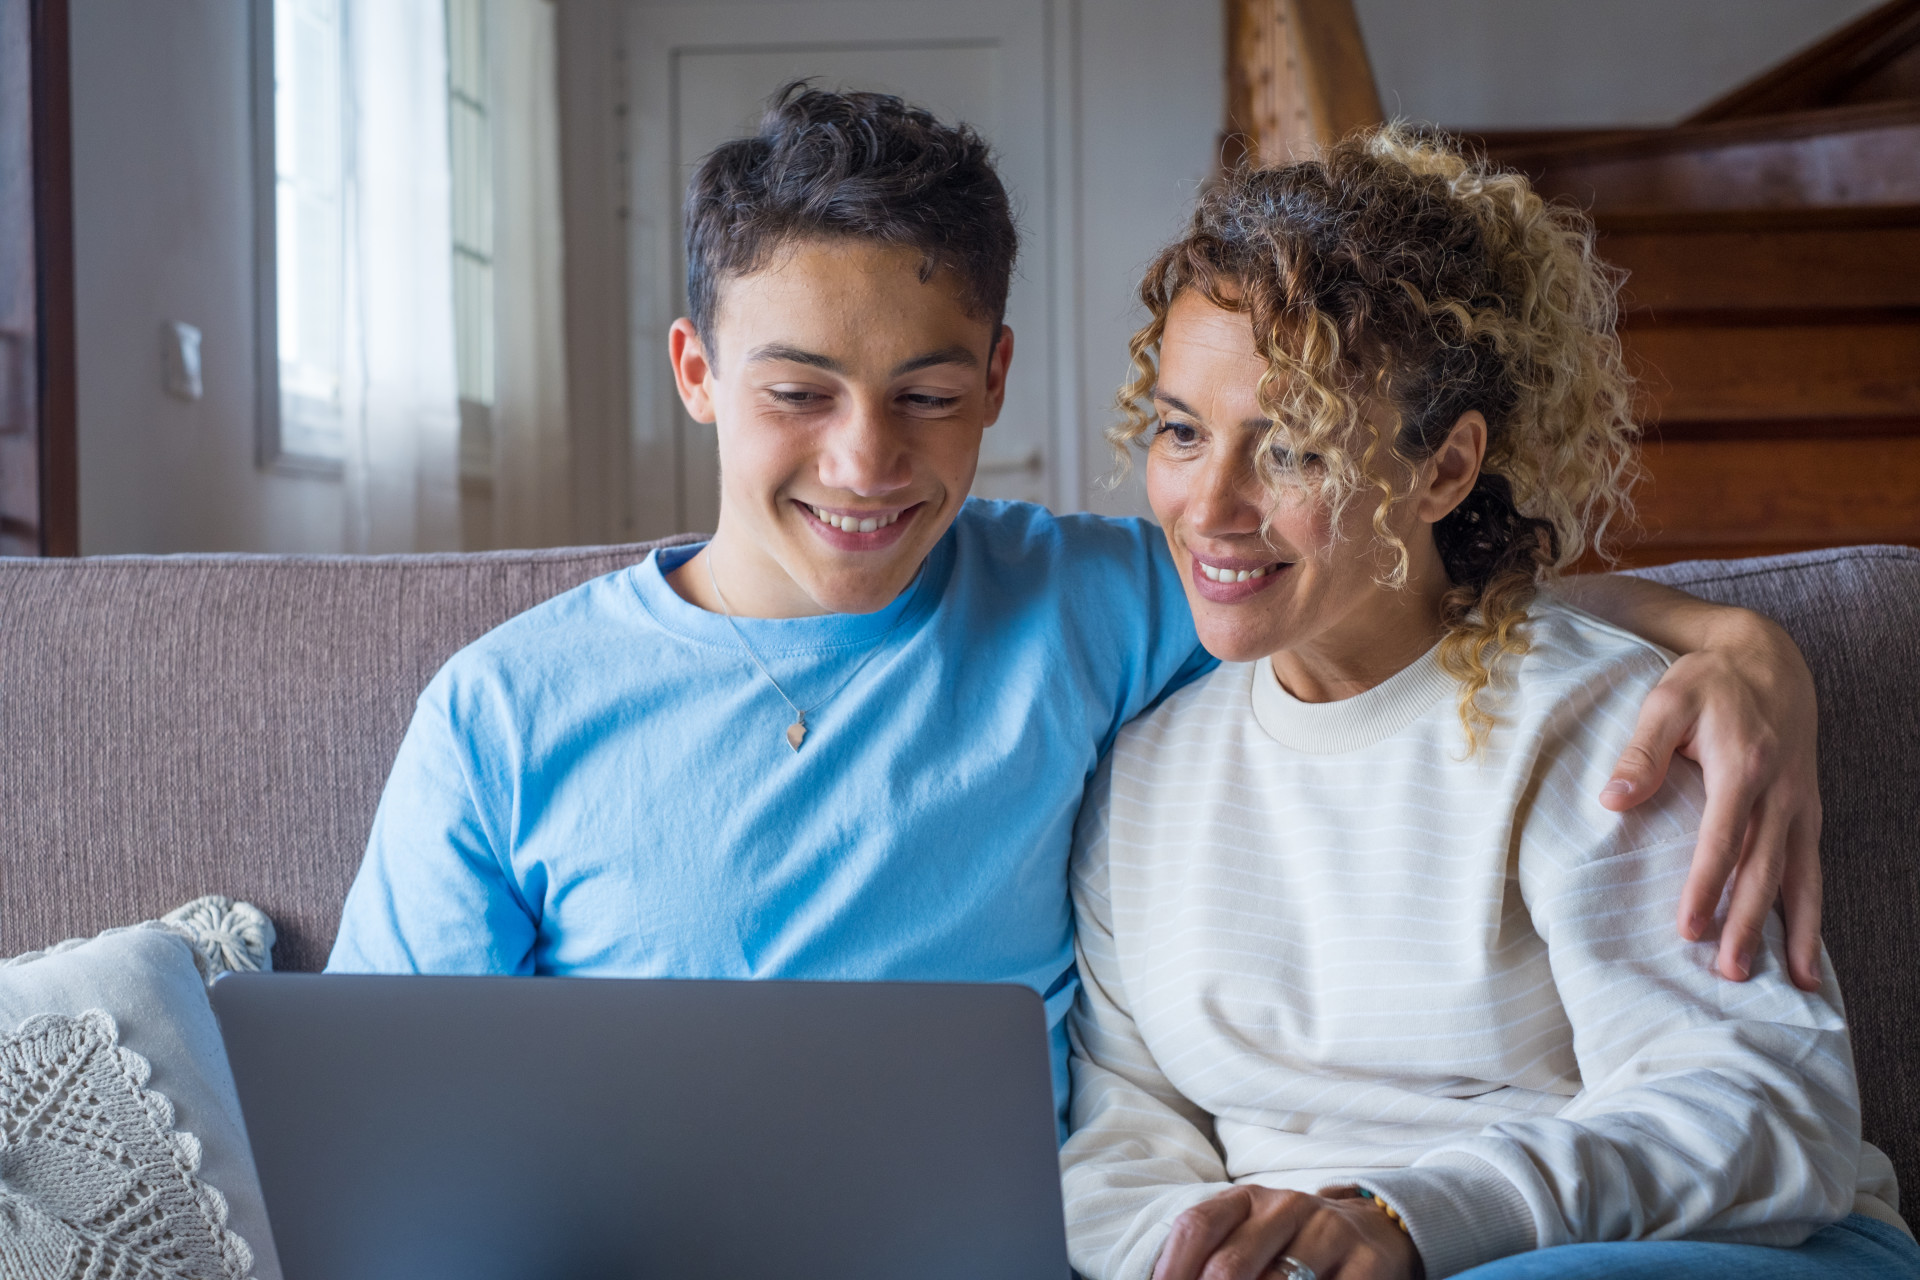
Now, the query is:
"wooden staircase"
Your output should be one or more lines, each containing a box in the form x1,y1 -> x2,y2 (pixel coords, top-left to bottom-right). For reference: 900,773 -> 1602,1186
1474,0 -> 1920,566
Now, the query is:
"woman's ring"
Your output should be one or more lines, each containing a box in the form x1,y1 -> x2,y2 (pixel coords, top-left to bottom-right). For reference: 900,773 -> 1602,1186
1271,1257 -> 1316,1280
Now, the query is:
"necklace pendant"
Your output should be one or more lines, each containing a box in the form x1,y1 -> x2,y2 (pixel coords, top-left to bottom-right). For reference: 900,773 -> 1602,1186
786,717 -> 807,751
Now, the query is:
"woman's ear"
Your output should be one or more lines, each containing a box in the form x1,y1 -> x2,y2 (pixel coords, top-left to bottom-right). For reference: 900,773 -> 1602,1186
1418,410 -> 1488,522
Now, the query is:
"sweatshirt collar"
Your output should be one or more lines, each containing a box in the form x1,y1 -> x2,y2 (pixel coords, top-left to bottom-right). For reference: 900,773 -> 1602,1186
1249,642 -> 1456,754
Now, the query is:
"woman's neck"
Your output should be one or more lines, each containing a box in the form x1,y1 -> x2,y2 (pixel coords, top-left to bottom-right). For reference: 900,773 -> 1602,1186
1269,540 -> 1452,703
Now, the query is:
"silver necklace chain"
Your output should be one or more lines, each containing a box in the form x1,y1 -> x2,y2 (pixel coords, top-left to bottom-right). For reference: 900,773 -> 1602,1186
705,553 -> 906,751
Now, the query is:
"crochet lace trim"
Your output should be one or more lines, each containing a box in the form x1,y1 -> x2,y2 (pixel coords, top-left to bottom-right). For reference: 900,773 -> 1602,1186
0,1009 -> 257,1279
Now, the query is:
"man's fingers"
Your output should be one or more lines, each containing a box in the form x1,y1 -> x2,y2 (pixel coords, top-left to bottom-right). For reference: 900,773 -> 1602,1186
1716,800 -> 1791,981
1677,780 -> 1754,944
1781,814 -> 1825,993
1154,1190 -> 1252,1280
1603,686 -> 1688,813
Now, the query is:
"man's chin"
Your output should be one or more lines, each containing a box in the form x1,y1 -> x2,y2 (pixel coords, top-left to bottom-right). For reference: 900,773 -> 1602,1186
800,570 -> 923,616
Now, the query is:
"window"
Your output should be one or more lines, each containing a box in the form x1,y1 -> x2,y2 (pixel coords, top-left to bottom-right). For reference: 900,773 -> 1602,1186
446,0 -> 495,483
268,0 -> 345,466
255,0 -> 492,475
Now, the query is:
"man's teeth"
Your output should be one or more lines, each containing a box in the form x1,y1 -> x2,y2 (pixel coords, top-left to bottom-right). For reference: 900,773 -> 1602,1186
1199,562 -> 1274,583
809,505 -> 902,534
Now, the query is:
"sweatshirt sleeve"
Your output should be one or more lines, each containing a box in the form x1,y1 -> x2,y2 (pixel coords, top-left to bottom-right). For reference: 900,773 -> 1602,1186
1060,761 -> 1235,1280
1356,812 -> 1862,1278
326,672 -> 540,976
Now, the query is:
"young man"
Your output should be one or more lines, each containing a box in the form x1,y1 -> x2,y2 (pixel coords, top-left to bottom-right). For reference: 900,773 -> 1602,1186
328,87 -> 1825,1123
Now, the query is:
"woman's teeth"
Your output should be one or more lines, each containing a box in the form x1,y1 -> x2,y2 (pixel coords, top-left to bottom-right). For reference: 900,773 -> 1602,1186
810,505 -> 902,534
1199,561 -> 1273,583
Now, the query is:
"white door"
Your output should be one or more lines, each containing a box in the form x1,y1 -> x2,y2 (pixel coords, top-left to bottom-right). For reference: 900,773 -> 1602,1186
625,0 -> 1078,535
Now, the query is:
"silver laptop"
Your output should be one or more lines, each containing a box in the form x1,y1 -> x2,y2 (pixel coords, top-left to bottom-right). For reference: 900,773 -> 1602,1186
211,974 -> 1070,1280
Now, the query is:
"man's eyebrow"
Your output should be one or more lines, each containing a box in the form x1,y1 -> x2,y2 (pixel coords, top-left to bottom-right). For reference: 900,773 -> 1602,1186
891,345 -> 979,377
746,344 -> 846,373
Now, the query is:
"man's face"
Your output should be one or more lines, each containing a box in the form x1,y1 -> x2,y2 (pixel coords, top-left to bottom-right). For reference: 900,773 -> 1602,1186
670,238 -> 1012,617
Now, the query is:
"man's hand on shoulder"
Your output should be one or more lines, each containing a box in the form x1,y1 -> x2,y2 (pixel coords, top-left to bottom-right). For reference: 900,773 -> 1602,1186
1562,572 -> 1823,993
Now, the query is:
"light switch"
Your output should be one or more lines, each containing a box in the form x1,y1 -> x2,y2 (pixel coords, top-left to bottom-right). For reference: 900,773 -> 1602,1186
162,321 -> 203,401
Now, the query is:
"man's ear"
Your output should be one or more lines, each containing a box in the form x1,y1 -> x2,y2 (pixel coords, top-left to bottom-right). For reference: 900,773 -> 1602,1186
1417,410 -> 1488,522
669,318 -> 718,424
979,324 -> 1016,429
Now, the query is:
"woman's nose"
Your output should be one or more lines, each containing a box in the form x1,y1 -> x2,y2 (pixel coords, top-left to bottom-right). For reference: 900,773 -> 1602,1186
1187,450 -> 1262,536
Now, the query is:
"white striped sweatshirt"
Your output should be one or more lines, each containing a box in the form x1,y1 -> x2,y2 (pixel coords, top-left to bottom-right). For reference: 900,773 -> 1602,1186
1062,598 -> 1898,1280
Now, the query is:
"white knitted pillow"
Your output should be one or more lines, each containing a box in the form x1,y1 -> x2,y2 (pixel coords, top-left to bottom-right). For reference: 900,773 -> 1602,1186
0,899 -> 282,1280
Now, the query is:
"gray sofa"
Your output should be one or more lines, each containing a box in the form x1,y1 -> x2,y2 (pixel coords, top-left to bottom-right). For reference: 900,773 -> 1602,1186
3,540 -> 1915,1201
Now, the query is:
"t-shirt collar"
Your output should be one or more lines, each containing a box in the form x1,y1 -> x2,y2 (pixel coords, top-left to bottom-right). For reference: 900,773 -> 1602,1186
628,533 -> 952,655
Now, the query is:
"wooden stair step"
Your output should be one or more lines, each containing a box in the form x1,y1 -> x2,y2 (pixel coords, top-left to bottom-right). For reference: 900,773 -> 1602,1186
1616,435 -> 1920,566
1622,322 -> 1920,428
1597,208 -> 1920,313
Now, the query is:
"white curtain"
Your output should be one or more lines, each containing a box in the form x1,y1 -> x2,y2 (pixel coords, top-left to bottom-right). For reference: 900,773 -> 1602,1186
339,0 -> 461,553
487,0 -> 573,548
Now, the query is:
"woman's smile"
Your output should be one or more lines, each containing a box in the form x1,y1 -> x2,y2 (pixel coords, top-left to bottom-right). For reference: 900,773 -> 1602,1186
1187,551 -> 1289,602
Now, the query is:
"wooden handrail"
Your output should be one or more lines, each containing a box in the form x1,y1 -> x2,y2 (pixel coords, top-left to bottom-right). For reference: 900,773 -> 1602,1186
1223,0 -> 1382,167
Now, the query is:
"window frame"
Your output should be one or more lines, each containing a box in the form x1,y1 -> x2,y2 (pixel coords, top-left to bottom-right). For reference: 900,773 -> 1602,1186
250,0 -> 346,477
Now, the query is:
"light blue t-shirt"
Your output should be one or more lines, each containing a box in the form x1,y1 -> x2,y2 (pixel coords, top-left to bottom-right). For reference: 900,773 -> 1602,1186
328,500 -> 1212,1118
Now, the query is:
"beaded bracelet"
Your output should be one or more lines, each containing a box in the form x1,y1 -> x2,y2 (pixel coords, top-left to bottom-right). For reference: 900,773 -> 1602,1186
1357,1187 -> 1412,1236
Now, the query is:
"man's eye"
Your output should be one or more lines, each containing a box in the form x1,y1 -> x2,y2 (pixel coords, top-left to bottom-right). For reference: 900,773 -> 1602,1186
904,393 -> 961,410
768,389 -> 824,406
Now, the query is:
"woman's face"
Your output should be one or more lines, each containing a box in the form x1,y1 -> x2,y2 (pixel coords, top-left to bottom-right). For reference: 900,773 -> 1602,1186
1145,291 -> 1447,685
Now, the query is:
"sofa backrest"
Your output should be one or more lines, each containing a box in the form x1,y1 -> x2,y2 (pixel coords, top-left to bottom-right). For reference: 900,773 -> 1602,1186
0,538 -> 695,972
3,541 -> 1915,1199
1632,545 -> 1920,1206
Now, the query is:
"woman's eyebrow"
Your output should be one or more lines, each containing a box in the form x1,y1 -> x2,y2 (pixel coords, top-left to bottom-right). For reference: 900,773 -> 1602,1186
1153,388 -> 1269,432
1152,389 -> 1202,418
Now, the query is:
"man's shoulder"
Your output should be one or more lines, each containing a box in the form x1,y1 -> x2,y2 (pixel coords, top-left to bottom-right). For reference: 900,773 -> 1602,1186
428,561 -> 656,697
950,499 -> 1171,598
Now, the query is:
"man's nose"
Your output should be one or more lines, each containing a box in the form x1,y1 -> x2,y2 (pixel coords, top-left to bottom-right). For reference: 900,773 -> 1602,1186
817,397 -> 913,496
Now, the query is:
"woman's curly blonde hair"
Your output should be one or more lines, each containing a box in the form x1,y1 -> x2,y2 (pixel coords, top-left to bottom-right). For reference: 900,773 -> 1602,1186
1113,125 -> 1641,750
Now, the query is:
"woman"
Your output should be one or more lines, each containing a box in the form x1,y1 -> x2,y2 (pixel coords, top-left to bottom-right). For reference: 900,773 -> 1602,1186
1061,129 -> 1914,1280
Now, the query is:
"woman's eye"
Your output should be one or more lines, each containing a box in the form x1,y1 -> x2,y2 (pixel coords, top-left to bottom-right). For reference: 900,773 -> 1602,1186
1156,421 -> 1199,446
1269,446 -> 1321,470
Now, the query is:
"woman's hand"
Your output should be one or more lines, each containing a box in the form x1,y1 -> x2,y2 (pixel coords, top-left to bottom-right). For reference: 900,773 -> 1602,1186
1152,1186 -> 1421,1280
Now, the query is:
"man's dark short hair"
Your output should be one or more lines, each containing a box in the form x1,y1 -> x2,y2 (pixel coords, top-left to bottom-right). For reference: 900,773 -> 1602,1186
684,82 -> 1017,352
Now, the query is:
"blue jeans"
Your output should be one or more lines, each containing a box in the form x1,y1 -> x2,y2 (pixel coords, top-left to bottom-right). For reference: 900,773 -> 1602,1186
1454,1215 -> 1920,1278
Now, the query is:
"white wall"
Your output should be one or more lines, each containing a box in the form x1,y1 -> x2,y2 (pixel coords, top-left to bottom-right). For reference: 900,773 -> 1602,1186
1354,0 -> 1886,129
1074,0 -> 1224,517
70,0 -> 342,553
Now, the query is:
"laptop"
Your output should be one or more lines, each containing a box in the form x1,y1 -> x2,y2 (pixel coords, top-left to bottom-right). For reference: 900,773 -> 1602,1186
211,974 -> 1070,1280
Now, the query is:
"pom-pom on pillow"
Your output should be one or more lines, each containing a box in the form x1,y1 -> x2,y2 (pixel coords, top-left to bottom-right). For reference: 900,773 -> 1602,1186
1,900 -> 282,1280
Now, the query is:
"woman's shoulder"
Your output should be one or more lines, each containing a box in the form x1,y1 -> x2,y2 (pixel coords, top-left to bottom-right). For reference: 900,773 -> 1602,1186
1512,593 -> 1675,703
1504,594 -> 1704,853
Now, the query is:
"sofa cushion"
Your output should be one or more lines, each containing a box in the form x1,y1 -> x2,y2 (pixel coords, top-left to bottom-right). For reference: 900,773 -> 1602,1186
0,538 -> 697,973
1634,545 -> 1920,1210
1,907 -> 281,1279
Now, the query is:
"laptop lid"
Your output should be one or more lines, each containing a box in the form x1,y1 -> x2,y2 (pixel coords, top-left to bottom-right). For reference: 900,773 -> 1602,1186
211,974 -> 1069,1280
